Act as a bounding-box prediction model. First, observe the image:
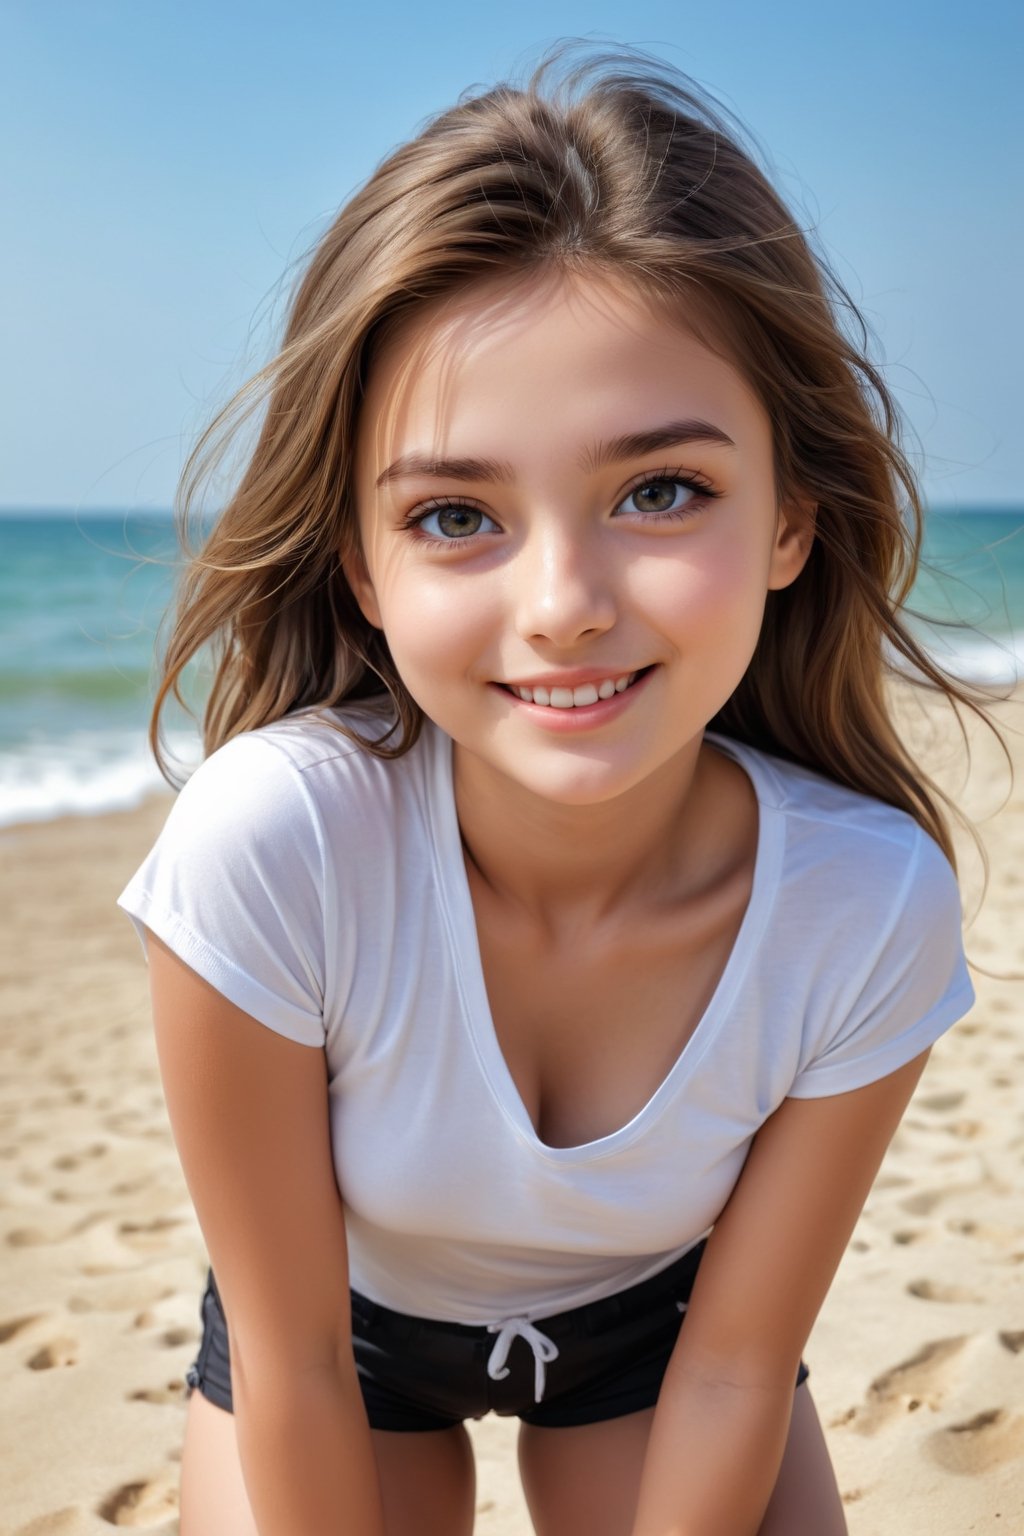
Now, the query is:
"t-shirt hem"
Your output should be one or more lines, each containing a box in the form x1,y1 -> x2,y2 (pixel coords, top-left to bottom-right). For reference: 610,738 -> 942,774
347,1230 -> 714,1324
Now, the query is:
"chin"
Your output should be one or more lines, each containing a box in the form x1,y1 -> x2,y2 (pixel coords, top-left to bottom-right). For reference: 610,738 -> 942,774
494,754 -> 658,808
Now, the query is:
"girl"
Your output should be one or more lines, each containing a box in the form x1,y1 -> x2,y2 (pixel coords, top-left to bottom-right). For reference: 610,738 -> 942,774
119,46 -> 989,1536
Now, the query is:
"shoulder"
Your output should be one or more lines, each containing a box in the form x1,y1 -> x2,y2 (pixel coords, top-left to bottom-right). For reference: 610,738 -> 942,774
713,732 -> 951,907
178,703 -> 391,796
171,704 -> 435,848
702,738 -> 973,1102
118,706 -> 446,1042
720,732 -> 919,842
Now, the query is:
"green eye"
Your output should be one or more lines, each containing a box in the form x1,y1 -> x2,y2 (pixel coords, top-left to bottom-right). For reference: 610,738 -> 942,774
417,505 -> 498,539
615,474 -> 712,520
630,480 -> 686,513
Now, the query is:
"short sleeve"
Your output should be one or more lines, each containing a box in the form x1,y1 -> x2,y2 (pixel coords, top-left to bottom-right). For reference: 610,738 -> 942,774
788,826 -> 975,1098
117,734 -> 327,1047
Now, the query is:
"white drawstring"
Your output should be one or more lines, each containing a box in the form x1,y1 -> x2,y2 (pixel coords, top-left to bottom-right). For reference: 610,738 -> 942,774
485,1317 -> 560,1404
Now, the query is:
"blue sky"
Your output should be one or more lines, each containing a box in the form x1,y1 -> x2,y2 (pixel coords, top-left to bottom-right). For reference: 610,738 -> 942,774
2,0 -> 1020,510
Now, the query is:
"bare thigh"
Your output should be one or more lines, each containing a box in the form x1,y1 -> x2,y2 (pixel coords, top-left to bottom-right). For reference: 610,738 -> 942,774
179,1393 -> 259,1536
517,1383 -> 848,1536
370,1424 -> 476,1536
179,1390 -> 476,1536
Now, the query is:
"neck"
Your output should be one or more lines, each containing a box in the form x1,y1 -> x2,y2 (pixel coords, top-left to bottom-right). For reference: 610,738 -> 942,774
452,736 -> 722,935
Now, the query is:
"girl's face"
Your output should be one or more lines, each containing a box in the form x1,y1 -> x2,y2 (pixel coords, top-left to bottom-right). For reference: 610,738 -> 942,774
348,270 -> 812,808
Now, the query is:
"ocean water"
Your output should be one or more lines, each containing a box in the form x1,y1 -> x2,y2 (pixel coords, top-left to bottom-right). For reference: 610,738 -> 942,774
0,514 -> 201,826
1,508 -> 1022,827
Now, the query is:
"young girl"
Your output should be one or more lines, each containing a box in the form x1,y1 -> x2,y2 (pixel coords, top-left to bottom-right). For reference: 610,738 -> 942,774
119,46 -> 988,1536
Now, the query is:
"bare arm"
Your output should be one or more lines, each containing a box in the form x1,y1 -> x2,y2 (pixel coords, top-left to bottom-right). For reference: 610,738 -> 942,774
148,933 -> 387,1536
630,1049 -> 932,1536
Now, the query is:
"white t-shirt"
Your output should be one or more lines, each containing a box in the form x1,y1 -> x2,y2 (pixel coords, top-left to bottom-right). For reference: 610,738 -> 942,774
118,707 -> 975,1324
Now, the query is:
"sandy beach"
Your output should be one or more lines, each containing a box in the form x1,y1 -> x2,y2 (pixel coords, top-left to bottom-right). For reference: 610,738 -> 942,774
1,688 -> 1021,1535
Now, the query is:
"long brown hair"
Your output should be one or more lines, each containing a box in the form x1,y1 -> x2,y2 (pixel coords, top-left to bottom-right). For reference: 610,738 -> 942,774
152,42 -> 1010,872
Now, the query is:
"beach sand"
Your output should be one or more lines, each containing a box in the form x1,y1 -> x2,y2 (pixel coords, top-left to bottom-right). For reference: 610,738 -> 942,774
1,688 -> 1021,1535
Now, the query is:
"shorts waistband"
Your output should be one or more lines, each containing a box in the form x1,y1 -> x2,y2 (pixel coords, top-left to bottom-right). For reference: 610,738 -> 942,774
348,1240 -> 709,1407
349,1237 -> 708,1345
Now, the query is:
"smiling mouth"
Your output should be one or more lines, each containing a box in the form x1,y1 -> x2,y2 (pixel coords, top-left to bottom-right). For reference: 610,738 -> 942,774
499,667 -> 653,709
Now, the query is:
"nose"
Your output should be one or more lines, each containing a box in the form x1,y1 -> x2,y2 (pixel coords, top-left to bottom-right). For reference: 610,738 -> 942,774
512,521 -> 617,647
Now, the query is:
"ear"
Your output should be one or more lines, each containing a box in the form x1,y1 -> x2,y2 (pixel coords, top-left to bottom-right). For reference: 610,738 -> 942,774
341,548 -> 384,630
767,498 -> 817,591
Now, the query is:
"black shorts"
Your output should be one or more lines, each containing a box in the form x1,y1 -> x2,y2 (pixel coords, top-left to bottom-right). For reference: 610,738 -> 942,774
185,1238 -> 810,1432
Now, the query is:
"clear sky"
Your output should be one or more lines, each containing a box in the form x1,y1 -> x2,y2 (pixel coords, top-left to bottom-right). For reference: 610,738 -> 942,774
2,0 -> 1020,510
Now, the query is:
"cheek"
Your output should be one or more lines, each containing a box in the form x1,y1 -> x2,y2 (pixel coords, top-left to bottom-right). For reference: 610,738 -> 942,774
377,568 -> 493,681
637,540 -> 770,656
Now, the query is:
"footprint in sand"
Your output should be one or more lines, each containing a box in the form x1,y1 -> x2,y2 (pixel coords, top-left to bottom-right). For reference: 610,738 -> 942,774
110,1177 -> 155,1197
998,1331 -> 1024,1354
0,1312 -> 45,1342
68,1276 -> 176,1313
946,1215 -> 1021,1248
12,1509 -> 99,1535
52,1142 -> 109,1172
117,1215 -> 187,1254
928,1409 -> 1024,1474
6,1212 -> 111,1247
944,1120 -> 984,1140
917,1090 -> 967,1113
103,1112 -> 170,1143
158,1325 -> 197,1348
96,1469 -> 178,1527
128,1379 -> 187,1405
899,1189 -> 947,1217
838,1336 -> 967,1436
26,1335 -> 79,1370
899,1180 -> 992,1217
907,1279 -> 983,1303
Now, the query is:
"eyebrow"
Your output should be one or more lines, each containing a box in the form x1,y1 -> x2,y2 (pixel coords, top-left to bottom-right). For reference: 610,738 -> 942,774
583,419 -> 736,471
375,454 -> 514,489
374,418 -> 735,489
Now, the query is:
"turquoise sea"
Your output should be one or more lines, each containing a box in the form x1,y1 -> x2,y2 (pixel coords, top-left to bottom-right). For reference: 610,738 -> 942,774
1,508 -> 1022,827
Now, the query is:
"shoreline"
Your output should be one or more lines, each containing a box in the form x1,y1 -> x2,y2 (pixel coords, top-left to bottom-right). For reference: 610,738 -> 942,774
1,695 -> 1022,1534
0,788 -> 176,841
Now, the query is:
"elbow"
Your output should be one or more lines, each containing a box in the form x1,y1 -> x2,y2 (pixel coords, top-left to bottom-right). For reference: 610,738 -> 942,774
229,1323 -> 357,1406
666,1345 -> 802,1399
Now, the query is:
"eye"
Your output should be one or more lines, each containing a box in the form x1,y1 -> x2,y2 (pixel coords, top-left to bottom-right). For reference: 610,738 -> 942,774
411,503 -> 500,541
615,476 -> 707,518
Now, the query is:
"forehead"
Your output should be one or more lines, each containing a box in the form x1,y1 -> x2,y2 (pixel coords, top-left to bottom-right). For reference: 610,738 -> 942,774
354,269 -> 767,479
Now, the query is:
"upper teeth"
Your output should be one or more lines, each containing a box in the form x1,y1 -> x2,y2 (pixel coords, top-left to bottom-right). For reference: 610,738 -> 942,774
511,672 -> 637,708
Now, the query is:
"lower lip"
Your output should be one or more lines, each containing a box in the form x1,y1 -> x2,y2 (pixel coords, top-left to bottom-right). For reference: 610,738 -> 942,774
492,668 -> 655,731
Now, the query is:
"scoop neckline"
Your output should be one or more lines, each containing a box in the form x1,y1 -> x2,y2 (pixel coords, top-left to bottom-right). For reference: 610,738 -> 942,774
427,729 -> 785,1164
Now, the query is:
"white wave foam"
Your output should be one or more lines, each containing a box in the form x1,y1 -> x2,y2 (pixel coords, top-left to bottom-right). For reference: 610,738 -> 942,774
897,626 -> 1023,688
0,729 -> 201,828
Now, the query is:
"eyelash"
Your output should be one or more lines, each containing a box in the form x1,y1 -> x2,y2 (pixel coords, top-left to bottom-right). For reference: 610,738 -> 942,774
400,469 -> 721,549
